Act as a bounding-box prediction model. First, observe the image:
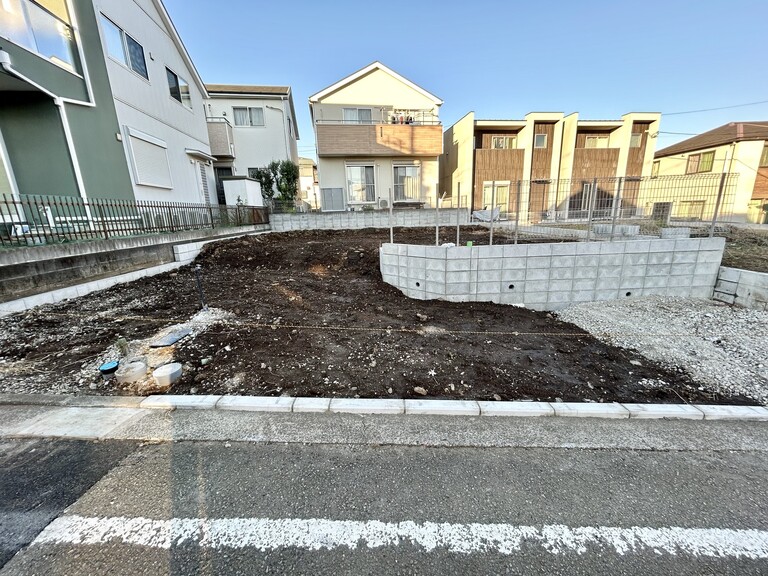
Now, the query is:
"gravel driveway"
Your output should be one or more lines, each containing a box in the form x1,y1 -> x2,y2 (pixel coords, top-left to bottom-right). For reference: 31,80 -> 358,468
557,296 -> 768,405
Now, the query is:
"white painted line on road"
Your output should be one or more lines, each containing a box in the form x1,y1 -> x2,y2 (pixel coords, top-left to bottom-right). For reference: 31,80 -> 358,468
33,515 -> 768,559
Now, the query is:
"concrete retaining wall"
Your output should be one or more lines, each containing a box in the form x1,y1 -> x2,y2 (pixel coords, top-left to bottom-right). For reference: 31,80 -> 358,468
714,266 -> 768,311
380,237 -> 725,311
0,225 -> 268,303
271,208 -> 469,232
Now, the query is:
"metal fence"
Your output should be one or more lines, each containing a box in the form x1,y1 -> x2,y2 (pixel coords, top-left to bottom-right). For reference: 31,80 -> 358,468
0,194 -> 269,248
466,173 -> 738,243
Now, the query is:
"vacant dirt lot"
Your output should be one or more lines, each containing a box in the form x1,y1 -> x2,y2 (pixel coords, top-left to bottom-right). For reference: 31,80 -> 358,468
0,228 -> 754,404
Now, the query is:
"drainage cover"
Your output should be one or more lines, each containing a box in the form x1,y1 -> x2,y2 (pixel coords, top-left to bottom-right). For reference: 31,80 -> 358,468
150,328 -> 192,348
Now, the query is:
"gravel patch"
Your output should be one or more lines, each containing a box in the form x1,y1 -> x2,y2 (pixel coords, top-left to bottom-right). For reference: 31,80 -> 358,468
557,296 -> 768,405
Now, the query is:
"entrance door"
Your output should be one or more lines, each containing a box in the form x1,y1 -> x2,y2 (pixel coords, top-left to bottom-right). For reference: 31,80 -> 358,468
214,166 -> 233,205
529,181 -> 549,223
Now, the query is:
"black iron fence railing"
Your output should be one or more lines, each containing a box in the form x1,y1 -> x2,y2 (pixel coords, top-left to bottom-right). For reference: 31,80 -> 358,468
0,194 -> 269,248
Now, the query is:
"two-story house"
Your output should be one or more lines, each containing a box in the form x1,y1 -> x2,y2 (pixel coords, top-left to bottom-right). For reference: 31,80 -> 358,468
440,111 -> 660,222
204,84 -> 299,204
654,122 -> 768,224
309,62 -> 443,212
0,0 -> 214,213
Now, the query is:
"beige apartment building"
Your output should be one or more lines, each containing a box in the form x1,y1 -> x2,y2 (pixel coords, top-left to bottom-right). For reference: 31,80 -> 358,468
309,62 -> 443,211
440,111 -> 661,221
654,122 -> 768,223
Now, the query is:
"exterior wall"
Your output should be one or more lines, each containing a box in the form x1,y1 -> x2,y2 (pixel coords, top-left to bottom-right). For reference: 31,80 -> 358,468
441,112 -> 661,214
315,124 -> 442,157
222,178 -> 264,207
655,140 -> 762,222
314,68 -> 439,112
714,266 -> 768,311
0,0 -> 135,201
270,208 -> 469,232
440,112 -> 475,206
205,94 -> 299,172
317,157 -> 439,209
95,0 -> 212,203
380,237 -> 724,311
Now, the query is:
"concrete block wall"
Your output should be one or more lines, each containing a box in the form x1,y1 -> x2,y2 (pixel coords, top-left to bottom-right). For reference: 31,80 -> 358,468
714,266 -> 768,311
380,237 -> 726,311
270,208 -> 469,232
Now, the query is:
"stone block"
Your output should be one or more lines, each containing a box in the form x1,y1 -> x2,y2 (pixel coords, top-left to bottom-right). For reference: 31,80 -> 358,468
405,399 -> 480,416
597,266 -> 622,278
446,259 -> 471,272
527,244 -> 552,257
599,242 -> 625,254
499,293 -> 525,305
621,264 -> 647,277
550,267 -> 574,280
573,290 -> 595,302
551,256 -> 575,268
694,261 -> 721,276
501,269 -> 526,282
524,291 -> 549,304
595,289 -> 619,301
575,255 -> 600,267
623,240 -> 652,253
502,244 -> 527,257
576,242 -> 601,255
552,402 -> 629,418
689,286 -> 713,298
717,267 -> 741,282
478,401 -> 554,416
666,286 -> 692,297
477,270 -> 502,282
696,405 -> 768,421
424,246 -> 447,258
547,291 -> 572,304
549,279 -> 572,292
674,238 -> 701,251
502,257 -> 527,270
648,252 -> 673,265
712,292 -> 736,305
551,243 -> 577,256
691,273 -> 716,287
622,403 -> 703,419
696,250 -> 724,263
646,264 -> 671,276
525,280 -> 549,293
217,396 -> 294,412
572,278 -> 597,291
329,398 -> 405,414
668,275 -> 692,287
623,253 -> 649,266
425,258 -> 446,271
596,277 -> 621,290
526,268 -> 550,281
141,395 -> 221,410
619,277 -> 645,290
478,258 -> 503,271
445,283 -> 471,295
526,256 -> 552,269
573,266 -> 598,279
426,270 -> 446,283
476,281 -> 501,294
480,245 -> 504,258
670,263 -> 696,276
672,251 -> 698,264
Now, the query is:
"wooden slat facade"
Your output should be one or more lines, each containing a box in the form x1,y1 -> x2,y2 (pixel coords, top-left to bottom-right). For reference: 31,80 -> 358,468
569,148 -> 621,208
473,149 -> 525,211
530,123 -> 555,180
315,124 -> 442,157
626,121 -> 651,176
753,167 -> 768,199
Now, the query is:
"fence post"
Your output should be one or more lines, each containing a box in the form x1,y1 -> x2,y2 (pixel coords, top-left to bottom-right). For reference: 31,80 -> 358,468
710,173 -> 728,238
514,180 -> 521,245
585,177 -> 598,242
489,181 -> 496,246
456,182 -> 461,246
609,177 -> 623,242
388,187 -> 394,244
435,184 -> 439,246
96,201 -> 109,240
209,205 -> 214,229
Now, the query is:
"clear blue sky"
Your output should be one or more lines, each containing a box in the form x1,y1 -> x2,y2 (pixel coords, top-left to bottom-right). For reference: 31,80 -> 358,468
164,0 -> 767,160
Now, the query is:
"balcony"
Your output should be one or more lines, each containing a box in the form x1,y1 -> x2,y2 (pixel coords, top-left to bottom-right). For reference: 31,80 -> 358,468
315,120 -> 442,157
206,117 -> 236,160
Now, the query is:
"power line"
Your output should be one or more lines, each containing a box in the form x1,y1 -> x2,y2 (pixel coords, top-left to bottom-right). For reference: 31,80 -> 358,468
665,99 -> 768,116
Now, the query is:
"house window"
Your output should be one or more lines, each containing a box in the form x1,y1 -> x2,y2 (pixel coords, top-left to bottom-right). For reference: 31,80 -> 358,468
346,165 -> 375,202
760,145 -> 768,167
166,68 -> 192,109
482,182 -> 510,211
699,151 -> 715,172
534,134 -> 547,148
491,136 -> 516,149
580,182 -> 594,211
343,108 -> 372,124
686,154 -> 700,174
651,160 -> 660,178
233,107 -> 265,127
686,152 -> 715,173
1,0 -> 78,73
127,129 -> 172,189
393,165 -> 420,201
630,132 -> 643,148
101,15 -> 148,79
585,135 -> 609,149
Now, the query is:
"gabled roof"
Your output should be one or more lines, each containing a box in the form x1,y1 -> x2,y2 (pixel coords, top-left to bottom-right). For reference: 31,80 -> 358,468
153,0 -> 208,98
206,85 -> 291,96
656,121 -> 768,157
308,61 -> 443,105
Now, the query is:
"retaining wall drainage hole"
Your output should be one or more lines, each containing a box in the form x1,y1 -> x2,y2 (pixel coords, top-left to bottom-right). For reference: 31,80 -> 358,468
625,291 -> 632,297
415,282 -> 420,287
508,284 -> 515,290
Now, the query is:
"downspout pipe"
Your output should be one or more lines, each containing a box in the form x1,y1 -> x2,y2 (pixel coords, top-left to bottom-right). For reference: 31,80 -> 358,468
1,52 -> 94,223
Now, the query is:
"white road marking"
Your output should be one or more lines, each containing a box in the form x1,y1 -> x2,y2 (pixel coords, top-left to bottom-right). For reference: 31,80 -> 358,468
32,515 -> 768,559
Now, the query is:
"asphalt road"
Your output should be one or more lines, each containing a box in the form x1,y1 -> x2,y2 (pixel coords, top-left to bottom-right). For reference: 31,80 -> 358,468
2,439 -> 767,575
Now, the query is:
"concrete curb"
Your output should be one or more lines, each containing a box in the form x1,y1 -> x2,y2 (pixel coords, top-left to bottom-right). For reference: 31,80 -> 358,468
1,394 -> 767,421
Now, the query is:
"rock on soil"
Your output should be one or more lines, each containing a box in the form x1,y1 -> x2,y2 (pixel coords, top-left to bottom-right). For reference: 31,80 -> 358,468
557,296 -> 768,405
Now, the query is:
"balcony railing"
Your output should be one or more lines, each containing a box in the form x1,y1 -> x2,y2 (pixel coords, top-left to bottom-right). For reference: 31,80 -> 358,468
206,117 -> 236,160
316,119 -> 441,126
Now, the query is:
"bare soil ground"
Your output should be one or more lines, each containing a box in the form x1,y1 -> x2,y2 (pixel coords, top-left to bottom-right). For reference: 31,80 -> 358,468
721,226 -> 768,273
0,227 -> 754,404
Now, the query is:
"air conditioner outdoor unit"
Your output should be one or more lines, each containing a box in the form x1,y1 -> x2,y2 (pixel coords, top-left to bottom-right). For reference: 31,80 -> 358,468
379,199 -> 388,209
